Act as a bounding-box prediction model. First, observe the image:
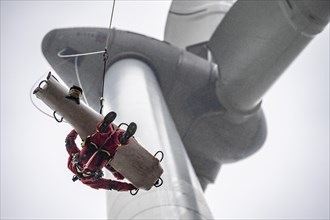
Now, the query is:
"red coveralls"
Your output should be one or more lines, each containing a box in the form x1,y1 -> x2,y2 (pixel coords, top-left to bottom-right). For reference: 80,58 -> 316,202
65,122 -> 136,191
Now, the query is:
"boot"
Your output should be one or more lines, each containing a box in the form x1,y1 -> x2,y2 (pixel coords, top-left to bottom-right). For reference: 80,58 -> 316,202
98,111 -> 117,133
119,122 -> 137,144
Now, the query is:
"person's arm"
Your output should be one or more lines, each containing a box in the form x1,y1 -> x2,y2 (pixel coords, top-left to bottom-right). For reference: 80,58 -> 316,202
84,178 -> 136,191
108,179 -> 137,192
65,129 -> 79,155
65,130 -> 80,174
105,164 -> 124,180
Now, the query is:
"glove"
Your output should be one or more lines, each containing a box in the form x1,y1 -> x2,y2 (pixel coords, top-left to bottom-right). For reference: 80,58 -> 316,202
113,171 -> 124,180
65,130 -> 78,149
117,183 -> 137,192
109,180 -> 137,192
68,129 -> 78,136
66,129 -> 78,140
127,183 -> 137,191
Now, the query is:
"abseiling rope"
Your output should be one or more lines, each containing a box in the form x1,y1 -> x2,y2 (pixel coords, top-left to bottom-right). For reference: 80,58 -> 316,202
32,0 -> 117,119
105,0 -> 116,52
56,0 -> 116,59
100,0 -> 116,114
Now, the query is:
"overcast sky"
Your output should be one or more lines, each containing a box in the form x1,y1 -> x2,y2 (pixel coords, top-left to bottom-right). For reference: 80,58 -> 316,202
1,1 -> 329,219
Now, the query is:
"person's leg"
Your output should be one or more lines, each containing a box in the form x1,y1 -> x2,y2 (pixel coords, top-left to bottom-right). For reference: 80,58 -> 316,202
118,122 -> 137,145
98,111 -> 117,133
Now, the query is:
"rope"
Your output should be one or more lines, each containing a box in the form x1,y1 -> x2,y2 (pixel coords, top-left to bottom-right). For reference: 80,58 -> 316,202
105,0 -> 116,51
56,0 -> 116,59
57,49 -> 105,58
32,0 -> 117,117
74,56 -> 89,106
99,50 -> 108,114
100,0 -> 116,114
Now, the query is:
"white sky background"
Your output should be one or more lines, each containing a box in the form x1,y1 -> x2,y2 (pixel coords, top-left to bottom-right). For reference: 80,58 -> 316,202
1,1 -> 329,219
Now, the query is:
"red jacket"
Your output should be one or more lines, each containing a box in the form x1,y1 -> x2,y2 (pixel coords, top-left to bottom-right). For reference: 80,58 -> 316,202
65,126 -> 135,192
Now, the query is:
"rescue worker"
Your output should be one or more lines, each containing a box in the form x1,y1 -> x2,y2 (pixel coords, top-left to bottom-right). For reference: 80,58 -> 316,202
65,111 -> 138,191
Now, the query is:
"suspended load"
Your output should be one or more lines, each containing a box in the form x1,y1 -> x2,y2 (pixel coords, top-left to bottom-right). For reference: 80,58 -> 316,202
33,73 -> 163,193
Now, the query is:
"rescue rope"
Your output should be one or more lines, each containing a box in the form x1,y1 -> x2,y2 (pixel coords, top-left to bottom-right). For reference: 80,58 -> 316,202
100,0 -> 116,114
105,0 -> 116,51
55,0 -> 115,60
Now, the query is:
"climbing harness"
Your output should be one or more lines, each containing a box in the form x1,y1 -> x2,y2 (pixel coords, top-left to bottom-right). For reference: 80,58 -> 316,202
89,122 -> 126,166
71,153 -> 104,182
